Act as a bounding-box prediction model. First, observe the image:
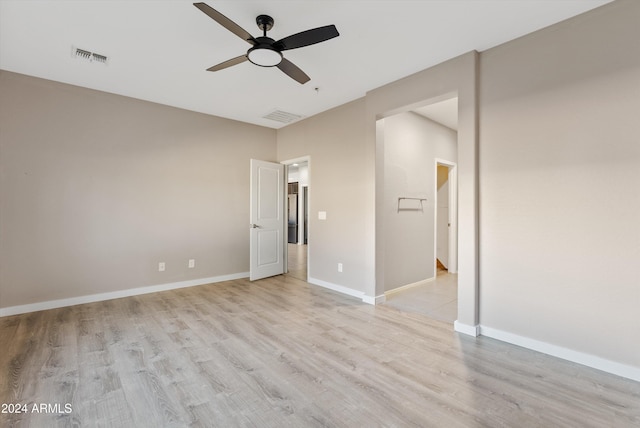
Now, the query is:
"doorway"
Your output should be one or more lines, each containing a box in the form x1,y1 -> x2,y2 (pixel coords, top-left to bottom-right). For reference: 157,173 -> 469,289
371,52 -> 479,334
283,157 -> 310,281
381,98 -> 459,323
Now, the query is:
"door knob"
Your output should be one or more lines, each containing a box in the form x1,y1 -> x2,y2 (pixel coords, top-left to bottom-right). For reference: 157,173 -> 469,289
250,224 -> 261,228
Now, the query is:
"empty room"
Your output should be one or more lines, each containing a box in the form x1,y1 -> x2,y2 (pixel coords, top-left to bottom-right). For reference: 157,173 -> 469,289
1,1 -> 639,426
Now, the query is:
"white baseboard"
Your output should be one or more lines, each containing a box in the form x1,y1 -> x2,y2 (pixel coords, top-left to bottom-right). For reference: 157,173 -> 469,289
361,295 -> 375,305
361,294 -> 386,305
454,320 -> 480,337
0,272 -> 249,317
384,276 -> 435,297
480,325 -> 640,382
307,277 -> 373,304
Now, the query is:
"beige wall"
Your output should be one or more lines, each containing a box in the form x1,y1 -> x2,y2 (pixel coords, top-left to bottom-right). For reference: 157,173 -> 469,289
382,112 -> 457,291
478,0 -> 640,368
277,99 -> 374,294
0,71 -> 276,309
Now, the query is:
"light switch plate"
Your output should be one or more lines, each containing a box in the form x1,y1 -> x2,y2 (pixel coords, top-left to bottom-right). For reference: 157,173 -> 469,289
318,211 -> 327,220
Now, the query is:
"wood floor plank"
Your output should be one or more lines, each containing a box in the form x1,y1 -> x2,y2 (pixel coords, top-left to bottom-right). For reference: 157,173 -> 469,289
1,276 -> 639,427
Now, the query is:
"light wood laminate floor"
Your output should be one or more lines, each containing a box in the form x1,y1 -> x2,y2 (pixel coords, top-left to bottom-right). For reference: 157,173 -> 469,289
287,243 -> 307,281
1,275 -> 639,427
384,270 -> 458,323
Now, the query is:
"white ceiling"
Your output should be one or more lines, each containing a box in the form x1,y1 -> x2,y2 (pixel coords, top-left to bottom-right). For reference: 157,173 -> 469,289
0,0 -> 612,129
413,97 -> 459,131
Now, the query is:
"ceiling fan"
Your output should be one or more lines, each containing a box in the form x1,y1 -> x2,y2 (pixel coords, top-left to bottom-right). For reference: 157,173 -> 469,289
194,2 -> 339,84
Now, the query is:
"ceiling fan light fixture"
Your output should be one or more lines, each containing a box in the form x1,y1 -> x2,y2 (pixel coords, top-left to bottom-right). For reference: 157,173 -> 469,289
247,46 -> 282,67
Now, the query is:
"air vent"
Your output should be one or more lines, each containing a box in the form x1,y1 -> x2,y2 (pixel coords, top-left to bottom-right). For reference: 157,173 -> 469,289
262,110 -> 304,124
74,48 -> 92,60
91,53 -> 108,64
72,46 -> 109,65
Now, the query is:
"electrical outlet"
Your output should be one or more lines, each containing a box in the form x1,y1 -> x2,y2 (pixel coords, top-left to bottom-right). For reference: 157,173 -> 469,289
158,262 -> 166,272
338,263 -> 343,273
188,259 -> 195,268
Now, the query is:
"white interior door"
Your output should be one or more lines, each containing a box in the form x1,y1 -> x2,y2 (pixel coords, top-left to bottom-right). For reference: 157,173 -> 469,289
250,159 -> 285,281
437,174 -> 450,268
435,160 -> 458,274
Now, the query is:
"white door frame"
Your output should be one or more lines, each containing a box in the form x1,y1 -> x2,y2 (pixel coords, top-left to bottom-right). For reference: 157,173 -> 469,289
281,156 -> 311,280
434,159 -> 458,274
298,185 -> 307,245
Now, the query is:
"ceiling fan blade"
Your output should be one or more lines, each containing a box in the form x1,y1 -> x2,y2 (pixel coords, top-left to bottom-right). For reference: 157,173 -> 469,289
194,2 -> 256,45
207,55 -> 248,71
273,25 -> 339,51
277,58 -> 310,84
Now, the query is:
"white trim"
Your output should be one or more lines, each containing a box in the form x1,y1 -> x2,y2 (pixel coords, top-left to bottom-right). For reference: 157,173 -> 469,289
362,294 -> 386,305
384,277 -> 435,297
447,163 -> 458,273
454,320 -> 480,337
374,294 -> 386,304
298,185 -> 307,246
307,276 -> 371,303
0,272 -> 249,317
361,295 -> 376,305
280,155 -> 311,166
480,326 -> 640,382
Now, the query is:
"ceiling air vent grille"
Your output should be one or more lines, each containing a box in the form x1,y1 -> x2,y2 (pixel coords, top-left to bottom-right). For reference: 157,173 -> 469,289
75,48 -> 92,60
72,46 -> 109,65
262,110 -> 304,124
91,53 -> 108,64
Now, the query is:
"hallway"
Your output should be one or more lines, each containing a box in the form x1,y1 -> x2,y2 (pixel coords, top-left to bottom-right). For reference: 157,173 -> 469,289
287,243 -> 457,324
383,270 -> 458,323
286,243 -> 307,281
